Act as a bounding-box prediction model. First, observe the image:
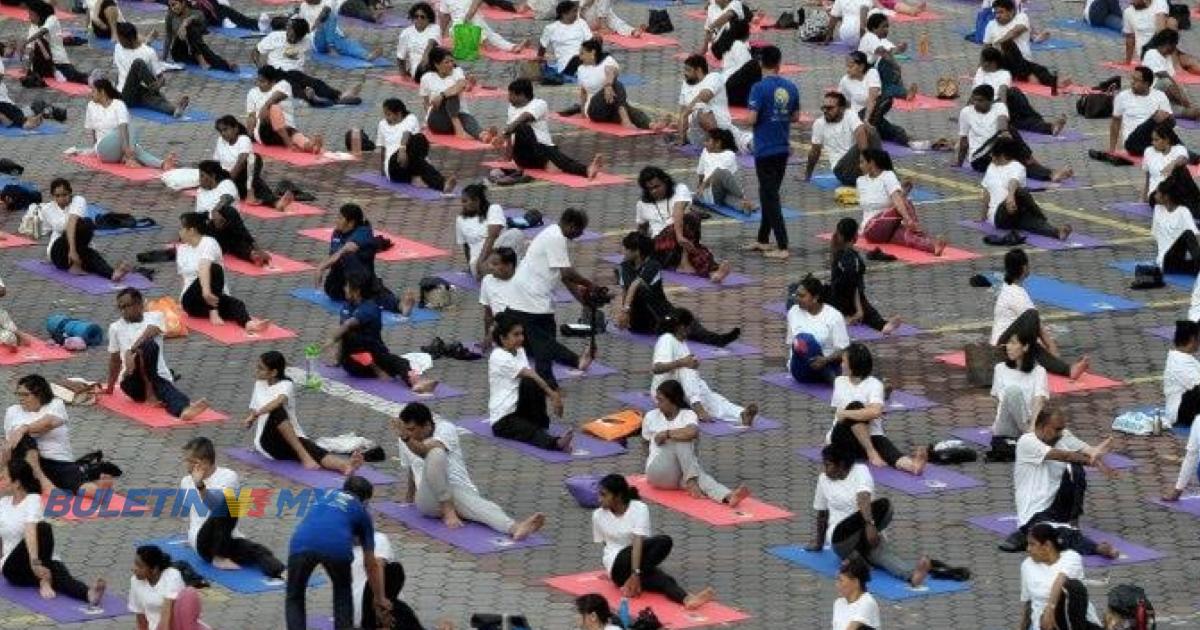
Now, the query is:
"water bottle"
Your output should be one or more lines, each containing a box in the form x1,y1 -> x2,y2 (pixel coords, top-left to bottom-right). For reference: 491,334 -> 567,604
618,598 -> 631,627
303,344 -> 323,390
917,32 -> 930,59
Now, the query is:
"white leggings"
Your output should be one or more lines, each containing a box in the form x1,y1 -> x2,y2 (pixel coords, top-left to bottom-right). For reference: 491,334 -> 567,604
645,440 -> 730,502
414,448 -> 516,534
96,129 -> 164,168
661,367 -> 744,423
1176,442 -> 1199,491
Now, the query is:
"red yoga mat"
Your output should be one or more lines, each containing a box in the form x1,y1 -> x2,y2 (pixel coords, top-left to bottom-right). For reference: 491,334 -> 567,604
815,232 -> 980,264
379,75 -> 507,99
298,227 -> 449,261
67,154 -> 162,181
551,113 -> 660,137
425,132 -> 497,151
253,143 -> 356,167
627,475 -> 792,526
223,252 -> 314,276
52,492 -> 142,521
3,69 -> 90,96
604,31 -> 680,49
544,571 -> 750,628
0,232 -> 36,249
184,316 -> 296,345
890,93 -> 958,111
181,190 -> 324,218
0,337 -> 73,366
482,160 -> 628,188
98,392 -> 227,428
480,5 -> 533,20
1111,151 -> 1200,176
935,351 -> 1122,394
889,10 -> 943,22
1102,62 -> 1200,84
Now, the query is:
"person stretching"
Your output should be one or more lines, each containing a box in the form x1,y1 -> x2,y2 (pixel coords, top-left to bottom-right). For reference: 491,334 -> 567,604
828,342 -> 928,474
113,22 -> 191,117
1108,66 -> 1174,157
539,1 -> 593,78
349,98 -> 455,194
990,248 -> 1089,380
163,0 -> 236,72
830,555 -> 882,630
1019,523 -> 1105,630
213,115 -> 293,210
85,78 -> 177,169
502,78 -> 602,179
980,138 -> 1074,240
456,183 -> 522,279
694,128 -> 752,213
194,161 -> 271,267
35,178 -> 130,282
245,66 -> 324,155
176,213 -> 271,332
974,46 -> 1067,137
827,217 -> 902,334
575,38 -> 650,129
1152,182 -> 1200,275
1163,321 -> 1200,501
856,148 -> 946,255
651,308 -> 756,425
787,275 -> 851,384
984,0 -> 1068,92
22,0 -> 90,86
129,545 -> 209,630
990,326 -> 1049,454
253,18 -> 364,108
488,313 -> 575,452
636,165 -> 732,282
1142,123 -> 1200,211
298,0 -> 383,62
395,2 -> 441,79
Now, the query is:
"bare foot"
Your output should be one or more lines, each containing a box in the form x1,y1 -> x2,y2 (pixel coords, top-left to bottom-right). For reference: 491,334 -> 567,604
111,262 -> 131,282
1068,355 -> 1089,381
631,26 -> 644,37
1162,488 -> 1183,502
86,578 -> 107,607
412,378 -> 439,394
739,199 -> 755,213
710,260 -> 731,284
684,479 -> 704,499
38,581 -> 56,599
275,189 -> 295,211
555,429 -> 574,452
911,445 -> 929,475
881,316 -> 902,335
173,96 -> 190,118
309,134 -> 325,155
245,318 -> 271,334
693,402 -> 714,422
910,556 -> 932,587
586,154 -> 604,179
762,248 -> 789,260
683,587 -> 716,610
161,153 -> 178,171
1096,542 -> 1121,559
344,449 -> 364,475
301,458 -> 322,470
212,557 -> 241,570
1032,30 -> 1050,43
577,347 -> 594,372
932,236 -> 947,256
442,175 -> 458,194
740,403 -> 757,427
179,399 -> 210,421
742,240 -> 770,252
511,512 -> 545,540
1051,167 -> 1074,183
511,39 -> 530,52
1051,115 -> 1067,136
906,83 -> 919,100
345,81 -> 364,101
209,311 -> 225,326
725,485 -> 750,508
1057,223 -> 1073,242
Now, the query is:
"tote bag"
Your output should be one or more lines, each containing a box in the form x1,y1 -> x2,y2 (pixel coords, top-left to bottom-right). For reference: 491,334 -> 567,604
451,23 -> 483,61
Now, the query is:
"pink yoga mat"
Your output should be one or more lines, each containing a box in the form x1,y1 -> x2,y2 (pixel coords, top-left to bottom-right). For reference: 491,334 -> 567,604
97,392 -> 227,428
545,570 -> 750,628
890,94 -> 958,111
426,132 -> 497,151
0,232 -> 36,248
935,352 -> 1122,394
223,252 -> 314,276
253,143 -> 355,167
298,227 -> 448,261
888,10 -> 943,22
184,316 -> 295,345
0,337 -> 73,366
796,446 -> 983,495
480,5 -> 533,19
1102,62 -> 1200,84
815,233 -> 979,264
182,190 -> 324,218
608,390 -> 783,436
628,475 -> 791,525
3,69 -> 89,96
604,32 -> 680,49
481,160 -> 628,187
480,46 -> 538,61
552,113 -> 660,137
67,154 -> 161,181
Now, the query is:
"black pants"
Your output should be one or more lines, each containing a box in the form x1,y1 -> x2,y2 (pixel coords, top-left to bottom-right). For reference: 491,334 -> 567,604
859,96 -> 910,146
492,377 -> 557,449
504,309 -> 578,389
1163,230 -> 1200,275
259,408 -> 331,461
231,153 -> 279,206
0,101 -> 25,127
204,205 -> 259,263
27,37 -> 89,83
122,59 -> 174,114
970,129 -> 1053,181
426,96 -> 481,137
725,61 -> 762,108
627,295 -> 730,346
204,2 -> 258,29
339,0 -> 379,21
994,188 -> 1059,238
180,264 -> 252,326
1,522 -> 90,601
511,123 -> 587,176
827,285 -> 887,331
1161,163 -> 1200,215
996,40 -> 1055,86
341,336 -> 413,384
119,339 -> 191,416
830,419 -> 903,466
1123,115 -> 1165,156
1005,87 -> 1053,135
49,219 -> 115,279
586,81 -> 650,128
285,551 -> 353,630
388,134 -> 446,191
256,118 -> 299,147
1175,384 -> 1200,427
1020,464 -> 1099,556
996,308 -> 1072,376
361,561 -> 425,630
167,22 -> 233,71
754,152 -> 789,249
10,435 -> 85,493
281,69 -> 342,104
610,535 -> 687,604
1054,579 -> 1105,630
196,515 -> 285,577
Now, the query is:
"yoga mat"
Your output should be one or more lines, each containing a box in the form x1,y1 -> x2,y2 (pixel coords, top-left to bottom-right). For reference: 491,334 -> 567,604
1022,129 -> 1088,144
935,352 -> 1123,394
948,427 -> 1138,469
627,475 -> 792,526
435,269 -> 573,303
766,546 -> 969,600
957,220 -> 1107,251
553,361 -> 619,381
606,327 -> 761,360
1146,494 -> 1200,518
808,175 -> 939,203
1010,80 -> 1095,98
597,254 -> 755,290
298,227 -> 448,261
138,535 -> 298,593
253,143 -> 355,167
373,501 -> 550,553
97,392 -> 227,428
1025,177 -> 1082,191
1109,260 -> 1194,290
763,304 -> 925,341
1105,201 -> 1153,219
1048,18 -> 1124,39
457,417 -> 628,462
0,123 -> 65,137
289,287 -> 441,325
0,4 -> 73,19
311,53 -> 392,69
223,252 -> 314,276
1016,274 -> 1143,313
184,316 -> 296,345
15,259 -> 154,294
209,25 -> 263,38
0,582 -> 128,623
481,5 -> 534,19
0,337 -> 73,366
551,113 -> 660,137
758,373 -> 938,411
1106,152 -> 1200,176
891,94 -> 957,111
1145,325 -> 1174,341
604,32 -> 680,49
2,69 -> 89,96
187,191 -> 326,218
607,391 -> 783,436
349,172 -> 452,201
694,200 -> 802,223
129,107 -> 214,124
889,10 -> 942,22
796,446 -> 983,495
225,447 -> 397,486
1101,61 -> 1200,84
426,133 -> 496,151
66,154 -> 161,181
1030,37 -> 1084,51
481,160 -> 628,188
379,74 -> 507,98
814,232 -> 980,264
544,571 -> 749,629
966,514 -> 1164,567
315,365 -> 465,403
480,46 -> 539,61
0,232 -> 36,248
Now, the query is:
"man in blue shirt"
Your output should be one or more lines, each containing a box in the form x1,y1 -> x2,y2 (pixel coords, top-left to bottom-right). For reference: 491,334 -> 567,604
745,46 -> 800,261
286,476 -> 391,629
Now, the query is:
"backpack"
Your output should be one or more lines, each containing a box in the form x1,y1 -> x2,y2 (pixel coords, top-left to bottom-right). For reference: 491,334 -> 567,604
800,8 -> 829,42
419,277 -> 452,309
1076,93 -> 1114,119
93,212 -> 137,230
630,608 -> 663,630
928,440 -> 978,464
1131,263 -> 1165,290
1108,584 -> 1156,630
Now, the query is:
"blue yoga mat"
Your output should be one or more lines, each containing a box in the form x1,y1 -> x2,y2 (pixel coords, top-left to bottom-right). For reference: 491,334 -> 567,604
767,545 -> 970,601
1048,18 -> 1124,39
1017,273 -> 1144,313
1031,37 -> 1084,51
190,65 -> 258,82
695,200 -> 802,223
811,173 -> 941,201
1109,260 -> 1194,290
311,53 -> 391,69
210,25 -> 263,39
0,123 -> 65,137
130,107 -> 215,124
136,535 -> 321,594
86,203 -> 163,236
290,287 -> 441,326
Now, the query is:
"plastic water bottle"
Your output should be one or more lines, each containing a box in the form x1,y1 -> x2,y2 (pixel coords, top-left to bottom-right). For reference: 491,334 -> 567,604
303,344 -> 323,390
618,598 -> 631,627
917,32 -> 930,59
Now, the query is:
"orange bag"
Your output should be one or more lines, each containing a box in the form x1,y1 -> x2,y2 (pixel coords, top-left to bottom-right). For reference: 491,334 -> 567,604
146,296 -> 188,338
582,409 -> 643,441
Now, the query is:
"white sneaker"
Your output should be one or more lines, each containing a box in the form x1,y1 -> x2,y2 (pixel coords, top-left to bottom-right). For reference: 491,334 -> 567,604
53,70 -> 66,82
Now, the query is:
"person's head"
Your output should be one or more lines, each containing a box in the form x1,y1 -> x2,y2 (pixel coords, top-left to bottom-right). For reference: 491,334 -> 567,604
178,212 -> 207,243
337,203 -> 367,232
257,350 -> 289,383
342,475 -> 373,503
992,0 -> 1015,23
560,207 -> 589,239
25,0 -> 54,25
397,402 -> 435,441
1003,247 -> 1029,284
1150,123 -> 1181,153
835,555 -> 871,599
833,217 -> 859,248
460,183 -> 490,218
821,444 -> 856,480
1131,66 -> 1153,93
858,148 -> 893,176
91,78 -> 121,104
663,307 -> 695,339
215,114 -> 250,144
970,84 -> 995,113
555,0 -> 579,22
575,594 -> 614,630
821,91 -> 848,122
1147,26 -> 1179,56
507,77 -> 534,107
492,312 -> 525,350
1032,407 -> 1067,446
15,374 -> 54,412
382,97 -> 409,124
865,12 -> 889,35
683,54 -> 709,84
115,22 -> 140,48
990,136 -> 1020,164
343,269 -> 373,303
842,343 -> 873,379
1026,522 -> 1064,564
846,51 -> 869,78
116,287 -> 145,322
6,458 -> 40,495
1175,320 -> 1200,350
197,160 -> 229,189
167,0 -> 188,15
256,65 -> 284,91
49,178 -> 72,208
182,436 -> 216,476
979,46 -> 1003,72
1004,326 -> 1038,372
637,166 -> 675,202
759,45 -> 782,72
286,17 -> 310,43
133,545 -> 172,582
1131,0 -> 1150,7
579,37 -> 605,65
622,231 -> 654,264
408,1 -> 435,26
704,128 -> 738,154
654,379 -> 689,415
1155,181 -> 1177,209
488,247 -> 518,280
429,47 -> 454,76
597,473 -> 638,511
795,274 -> 825,312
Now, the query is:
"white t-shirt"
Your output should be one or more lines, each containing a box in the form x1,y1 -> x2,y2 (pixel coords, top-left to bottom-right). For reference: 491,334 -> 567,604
507,98 -> 554,146
35,195 -> 88,255
213,134 -> 253,172
786,304 -> 850,356
991,362 -> 1049,424
838,69 -> 881,113
256,30 -> 309,72
983,12 -> 1032,57
246,81 -> 295,130
396,24 -> 442,76
636,183 -> 692,238
641,407 -> 700,462
488,346 -> 529,423
650,332 -> 693,395
982,160 -> 1026,223
377,114 -> 422,176
679,72 -> 732,130
420,67 -> 469,119
705,0 -> 743,37
813,463 -> 873,544
829,0 -> 874,45
507,224 -> 571,314
0,60 -> 11,105
958,102 -> 1009,158
456,204 -> 508,271
127,568 -> 187,630
539,19 -> 593,72
1190,274 -> 1200,321
250,379 -> 306,457
31,16 -> 70,65
697,149 -> 738,180
1123,3 -> 1167,54
397,420 -> 477,492
113,44 -> 161,92
351,533 -> 392,628
592,500 -> 651,573
857,31 -> 894,66
1143,144 -> 1188,196
4,399 -> 73,462
855,170 -> 902,225
973,67 -> 1013,94
831,593 -> 882,630
812,111 -> 863,169
1014,431 -> 1087,525
1152,205 -> 1199,266
1113,89 -> 1172,144
180,466 -> 243,548
1142,48 -> 1175,77
829,376 -> 886,437
722,39 -> 753,77
108,311 -> 172,382
84,99 -> 131,149
479,274 -> 515,312
1021,551 -> 1100,625
990,282 -> 1036,344
578,56 -> 618,99
1164,348 -> 1200,424
0,495 -> 42,567
176,236 -> 226,299
297,0 -> 333,29
195,179 -> 239,216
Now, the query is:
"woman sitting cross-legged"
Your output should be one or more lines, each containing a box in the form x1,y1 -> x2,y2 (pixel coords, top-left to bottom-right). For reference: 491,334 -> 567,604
348,98 -> 456,195
212,115 -> 293,211
35,178 -> 130,282
488,314 -> 574,452
787,275 -> 851,385
176,213 -> 271,332
1152,181 -> 1200,275
85,78 -> 177,169
651,307 -> 756,425
857,148 -> 946,255
245,66 -> 324,155
194,160 -> 271,267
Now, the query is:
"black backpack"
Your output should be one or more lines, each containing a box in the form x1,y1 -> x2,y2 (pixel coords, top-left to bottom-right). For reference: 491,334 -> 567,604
1076,93 -> 1114,119
1108,584 -> 1156,630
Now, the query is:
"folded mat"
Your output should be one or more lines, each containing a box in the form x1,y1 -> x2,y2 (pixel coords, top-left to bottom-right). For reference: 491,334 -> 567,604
184,316 -> 296,345
289,287 -> 441,325
225,447 -> 396,486
481,160 -> 628,187
544,570 -> 749,628
373,501 -> 550,553
957,220 -> 1106,251
98,392 -> 227,428
948,426 -> 1137,469
766,546 -> 969,600
15,259 -> 154,294
607,390 -> 783,436
315,365 -> 464,403
627,475 -> 792,526
298,227 -> 448,261
967,513 -> 1164,567
137,535 -> 305,593
758,373 -> 938,411
66,153 -> 162,181
0,337 -> 73,366
0,581 -> 128,623
349,172 -> 455,201
457,417 -> 627,462
606,327 -> 761,360
935,352 -> 1122,394
796,446 -> 983,495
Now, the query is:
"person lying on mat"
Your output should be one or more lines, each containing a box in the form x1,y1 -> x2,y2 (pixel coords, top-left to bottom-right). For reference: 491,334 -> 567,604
1152,182 -> 1200,275
129,545 -> 209,630
956,85 -> 1074,183
176,213 -> 272,333
990,249 -> 1089,380
592,473 -> 717,609
299,0 -> 385,62
213,115 -> 295,210
831,555 -> 881,630
856,148 -> 946,256
988,327 -> 1049,458
539,1 -> 592,78
580,0 -> 640,37
487,313 -> 576,452
650,308 -> 756,425
104,288 -> 210,421
827,343 -> 928,475
806,445 -> 932,587
85,78 -> 178,170
827,218 -> 903,335
163,0 -> 238,73
21,0 -> 91,86
573,38 -> 652,129
315,204 -> 416,316
576,594 -> 624,630
1141,29 -> 1200,120
245,66 -> 324,155
998,407 -> 1121,558
396,403 -> 547,539
721,21 -> 759,109
805,91 -> 880,187
0,276 -> 28,353
194,161 -> 272,267
859,15 -> 920,105
500,78 -> 604,179
1108,66 -> 1174,157
85,0 -> 123,42
980,138 -> 1075,241
396,2 -> 441,80
983,0 -> 1071,92
693,129 -> 752,213
245,351 -> 365,474
253,19 -> 364,108
439,0 -> 529,53
1142,124 -> 1200,210
841,51 -> 914,152
672,55 -> 748,152
350,532 -> 442,630
974,47 -> 1068,137
787,275 -> 851,385
319,270 -> 438,393
1019,522 -> 1105,630
420,48 -> 499,143
457,184 -> 522,279
478,247 -> 518,351
642,379 -> 753,505
33,178 -> 132,282
113,22 -> 191,118
179,437 -> 287,577
1163,324 -> 1200,501
1122,0 -> 1169,65
0,459 -> 108,605
635,166 -> 733,282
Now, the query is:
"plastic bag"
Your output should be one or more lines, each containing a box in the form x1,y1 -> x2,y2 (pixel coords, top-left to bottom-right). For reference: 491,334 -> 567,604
451,22 -> 483,61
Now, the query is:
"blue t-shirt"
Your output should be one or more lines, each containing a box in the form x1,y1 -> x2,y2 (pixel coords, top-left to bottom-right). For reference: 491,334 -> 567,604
340,298 -> 387,354
289,491 -> 375,562
748,75 -> 800,159
330,224 -> 377,277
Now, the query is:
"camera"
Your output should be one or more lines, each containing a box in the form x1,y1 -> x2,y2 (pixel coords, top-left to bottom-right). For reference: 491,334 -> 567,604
579,284 -> 613,308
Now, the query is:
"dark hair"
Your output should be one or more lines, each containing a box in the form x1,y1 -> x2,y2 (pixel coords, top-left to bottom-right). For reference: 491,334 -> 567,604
197,160 -> 230,183
1156,180 -> 1177,207
1004,326 -> 1038,372
597,473 -> 639,504
428,46 -> 451,66
637,166 -> 675,202
971,84 -> 995,102
575,594 -> 614,623
1027,522 -> 1063,550
1150,123 -> 1182,147
214,114 -> 250,138
491,311 -> 523,345
555,0 -> 578,19
179,212 -> 207,232
49,178 -> 71,196
408,1 -> 434,19
1003,248 -> 1028,284
92,78 -> 121,101
1175,320 -> 1199,347
287,17 -> 310,41
980,46 -> 1003,66
706,128 -> 737,153
339,203 -> 367,228
399,402 -> 434,426
491,246 -> 518,267
844,343 -> 873,378
17,374 -> 54,406
1133,65 -> 1153,85
1033,406 -> 1062,428
7,458 -> 41,495
622,231 -> 654,258
26,0 -> 54,25
257,65 -> 284,83
344,268 -> 374,298
117,287 -> 143,303
184,436 -> 216,463
115,21 -> 138,46
839,555 -> 872,586
508,77 -> 534,100
1143,26 -> 1179,58
992,0 -> 1015,10
461,183 -> 490,218
683,54 -> 709,74
835,217 -> 859,242
561,207 -> 589,230
664,306 -> 695,331
382,97 -> 409,117
135,545 -> 172,572
821,444 -> 856,469
759,45 -> 781,69
991,136 -> 1020,160
580,37 -> 607,62
859,148 -> 893,172
846,51 -> 869,70
259,350 -> 291,381
728,18 -> 750,41
823,91 -> 848,109
798,274 -> 825,302
865,12 -> 888,30
343,475 -> 374,502
655,379 -> 690,410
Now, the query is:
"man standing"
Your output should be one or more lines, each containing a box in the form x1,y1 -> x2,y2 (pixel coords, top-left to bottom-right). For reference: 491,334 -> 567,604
745,45 -> 799,261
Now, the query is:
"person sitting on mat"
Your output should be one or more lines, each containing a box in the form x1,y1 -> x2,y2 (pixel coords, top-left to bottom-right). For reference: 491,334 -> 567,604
85,0 -> 122,42
316,204 -> 381,302
806,445 -> 933,586
104,288 -> 210,420
831,555 -> 882,630
478,247 -> 518,351
841,51 -> 913,151
991,248 -> 1090,380
1019,522 -> 1105,630
0,459 -> 108,605
129,545 -> 209,630
576,594 -> 623,630
244,351 -> 365,474
350,531 -> 435,630
825,0 -> 875,48
0,276 -> 28,353
1108,66 -> 1174,157
957,85 -> 1074,183
501,78 -> 603,178
581,0 -> 639,37
827,343 -> 929,475
1152,182 -> 1200,274
694,128 -> 752,212
1142,123 -> 1200,211
980,138 -> 1075,240
395,2 -> 441,80
176,213 -> 271,333
457,183 -> 522,279
0,57 -> 61,130
974,47 -> 1068,137
163,0 -> 237,73
487,313 -> 575,452
722,21 -> 759,108
651,308 -> 756,425
635,165 -> 732,282
194,160 -> 271,267
827,217 -> 903,335
1122,0 -> 1169,65
420,48 -> 498,143
592,473 -> 717,609
699,0 -> 746,58
253,18 -> 363,108
299,0 -> 384,62
857,148 -> 947,255
351,97 -> 456,192
859,14 -> 920,106
988,326 -> 1049,455
673,55 -> 747,152
805,91 -> 880,187
245,66 -> 324,155
213,115 -> 294,210
85,78 -> 178,170
574,38 -> 651,129
984,0 -> 1070,93
113,22 -> 191,118
396,402 -> 546,538
539,1 -> 592,78
179,437 -> 286,577
21,0 -> 90,86
1163,322 -> 1200,501
439,0 -> 529,53
33,178 -> 131,282
787,275 -> 851,385
1141,29 -> 1200,120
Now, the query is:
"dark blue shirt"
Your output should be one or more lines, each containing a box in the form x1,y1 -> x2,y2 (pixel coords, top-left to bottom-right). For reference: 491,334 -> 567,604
330,224 -> 377,277
340,298 -> 387,354
748,75 -> 800,159
289,491 -> 375,562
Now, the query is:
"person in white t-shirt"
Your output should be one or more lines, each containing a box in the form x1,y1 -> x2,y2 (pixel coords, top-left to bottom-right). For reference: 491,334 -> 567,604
162,0 -> 237,73
479,247 -> 520,350
787,275 -> 852,384
990,249 -> 1090,380
22,0 -> 90,85
580,0 -> 638,37
575,39 -> 651,128
421,48 -> 497,142
504,77 -> 603,178
195,160 -> 270,267
830,555 -> 882,630
1163,323 -> 1200,500
694,128 -> 751,211
0,56 -> 62,130
350,532 -> 432,630
592,473 -> 717,609
805,92 -> 880,186
488,314 -> 575,452
1109,67 -> 1175,156
539,1 -> 592,75
675,55 -> 742,150
396,2 -> 442,79
860,14 -> 917,107
1141,124 -> 1199,209
975,47 -> 1067,137
841,51 -> 912,149
1020,523 -> 1105,630
1151,184 -> 1200,274
176,213 -> 271,333
1122,0 -> 1168,64
828,343 -> 928,474
575,594 -> 625,630
651,308 -> 756,425
351,97 -> 454,194
34,178 -> 129,281
990,327 -> 1049,449
825,0 -> 875,47
980,138 -> 1074,240
985,0 -> 1066,92
129,545 -> 207,630
0,274 -> 26,352
252,19 -> 364,108
245,66 -> 324,154
721,21 -> 760,107
86,79 -> 177,169
396,403 -> 546,539
300,0 -> 382,62
957,85 -> 1073,184
856,148 -> 946,255
213,115 -> 293,210
439,0 -> 528,52
456,184 -> 523,278
86,0 -> 123,41
113,22 -> 190,117
636,166 -> 732,281
1141,29 -> 1200,117
700,0 -> 745,58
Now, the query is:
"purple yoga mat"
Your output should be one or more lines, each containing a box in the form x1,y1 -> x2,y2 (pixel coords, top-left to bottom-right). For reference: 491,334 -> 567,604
457,417 -> 627,462
674,143 -> 757,169
16,259 -> 153,295
1145,325 -> 1173,341
372,501 -> 550,553
1146,493 -> 1200,518
758,373 -> 939,411
608,390 -> 783,435
807,40 -> 855,54
434,270 -> 573,303
967,513 -> 1164,567
1177,118 -> 1200,130
600,254 -> 756,290
956,219 -> 1107,251
1026,177 -> 1081,191
0,582 -> 129,623
1022,129 -> 1087,144
948,427 -> 1138,470
349,172 -> 453,201
315,365 -> 465,402
552,361 -> 619,381
308,616 -> 336,630
606,327 -> 761,360
881,141 -> 928,158
225,447 -> 397,487
760,303 -> 927,342
797,446 -> 983,495
503,209 -> 603,243
1105,201 -> 1153,219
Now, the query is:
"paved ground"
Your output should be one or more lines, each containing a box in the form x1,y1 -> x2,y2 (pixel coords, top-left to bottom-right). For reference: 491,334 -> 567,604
1,0 -> 1200,627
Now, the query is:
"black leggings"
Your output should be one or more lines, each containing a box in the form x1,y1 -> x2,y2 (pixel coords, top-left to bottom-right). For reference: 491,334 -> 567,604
196,514 -> 285,577
996,309 -> 1072,376
996,40 -> 1055,86
627,296 -> 731,346
26,36 -> 88,83
387,134 -> 446,191
492,377 -> 557,450
829,414 -> 903,466
1,522 -> 90,601
230,154 -> 280,206
993,188 -> 1060,238
1163,230 -> 1200,275
49,218 -> 115,279
9,435 -> 85,493
1004,87 -> 1053,135
180,264 -> 252,326
257,408 -> 330,462
281,69 -> 342,104
585,81 -> 650,128
1175,383 -> 1200,427
0,101 -> 25,127
610,535 -> 687,603
724,60 -> 761,108
203,205 -> 259,262
340,337 -> 413,384
511,123 -> 587,176
166,21 -> 233,71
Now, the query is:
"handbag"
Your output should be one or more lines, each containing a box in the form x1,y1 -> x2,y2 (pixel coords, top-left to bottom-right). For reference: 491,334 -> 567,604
936,76 -> 960,99
1076,93 -> 1114,119
450,22 -> 483,61
799,7 -> 829,41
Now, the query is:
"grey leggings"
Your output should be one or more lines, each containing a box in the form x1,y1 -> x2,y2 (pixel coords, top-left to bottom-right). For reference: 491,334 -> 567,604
645,440 -> 730,502
991,384 -> 1032,439
700,168 -> 747,208
413,447 -> 515,534
426,96 -> 482,138
96,128 -> 164,167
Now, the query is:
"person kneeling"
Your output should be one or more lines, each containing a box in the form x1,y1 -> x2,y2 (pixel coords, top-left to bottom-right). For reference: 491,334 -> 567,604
487,313 -> 575,452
